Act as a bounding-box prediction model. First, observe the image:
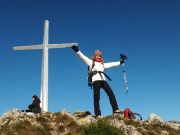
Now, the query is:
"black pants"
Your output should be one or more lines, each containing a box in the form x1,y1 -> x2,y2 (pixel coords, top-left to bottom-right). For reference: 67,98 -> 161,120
93,81 -> 119,116
21,108 -> 32,112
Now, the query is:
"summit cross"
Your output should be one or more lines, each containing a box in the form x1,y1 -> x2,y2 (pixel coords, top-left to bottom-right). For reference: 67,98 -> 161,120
13,20 -> 78,112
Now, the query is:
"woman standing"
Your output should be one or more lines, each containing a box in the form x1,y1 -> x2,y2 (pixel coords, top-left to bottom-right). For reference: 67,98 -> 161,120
71,45 -> 124,117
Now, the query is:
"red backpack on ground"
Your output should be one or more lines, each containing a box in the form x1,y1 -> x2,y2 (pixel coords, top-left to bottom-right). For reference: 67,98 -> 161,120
124,108 -> 142,120
124,108 -> 133,119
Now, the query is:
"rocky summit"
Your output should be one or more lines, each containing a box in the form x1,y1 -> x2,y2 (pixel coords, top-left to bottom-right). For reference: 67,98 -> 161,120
0,108 -> 180,135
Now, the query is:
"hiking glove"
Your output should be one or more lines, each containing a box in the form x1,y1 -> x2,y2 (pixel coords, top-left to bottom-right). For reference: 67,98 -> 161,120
120,60 -> 124,64
71,45 -> 79,52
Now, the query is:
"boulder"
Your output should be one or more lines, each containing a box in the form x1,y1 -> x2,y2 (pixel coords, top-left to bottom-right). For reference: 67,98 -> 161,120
148,113 -> 164,124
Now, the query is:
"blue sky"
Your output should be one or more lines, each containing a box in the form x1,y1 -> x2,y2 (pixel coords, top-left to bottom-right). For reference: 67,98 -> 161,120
0,0 -> 180,121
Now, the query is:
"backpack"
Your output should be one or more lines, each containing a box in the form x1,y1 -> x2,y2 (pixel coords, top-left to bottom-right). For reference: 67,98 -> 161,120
124,108 -> 132,119
124,108 -> 142,120
87,60 -> 111,89
88,60 -> 95,89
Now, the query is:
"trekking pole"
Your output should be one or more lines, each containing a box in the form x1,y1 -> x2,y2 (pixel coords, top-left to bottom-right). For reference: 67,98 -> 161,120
120,54 -> 128,93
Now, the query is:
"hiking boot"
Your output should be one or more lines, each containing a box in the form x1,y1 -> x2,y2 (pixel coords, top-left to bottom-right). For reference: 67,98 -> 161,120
113,110 -> 121,113
93,115 -> 102,119
96,115 -> 103,119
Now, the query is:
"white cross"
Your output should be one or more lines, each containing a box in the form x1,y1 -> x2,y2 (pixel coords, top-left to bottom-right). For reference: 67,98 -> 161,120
13,20 -> 78,112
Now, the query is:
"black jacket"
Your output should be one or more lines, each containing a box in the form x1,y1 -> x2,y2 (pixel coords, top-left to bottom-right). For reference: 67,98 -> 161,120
28,97 -> 41,113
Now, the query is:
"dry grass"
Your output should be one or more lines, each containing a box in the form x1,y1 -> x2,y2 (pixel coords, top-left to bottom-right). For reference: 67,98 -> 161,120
0,112 -> 179,135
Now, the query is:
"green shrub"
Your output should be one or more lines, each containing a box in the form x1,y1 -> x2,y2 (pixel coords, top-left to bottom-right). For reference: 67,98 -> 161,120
82,120 -> 124,135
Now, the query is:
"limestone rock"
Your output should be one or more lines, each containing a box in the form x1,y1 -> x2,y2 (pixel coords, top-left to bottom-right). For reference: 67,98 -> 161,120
0,108 -> 179,135
148,113 -> 164,124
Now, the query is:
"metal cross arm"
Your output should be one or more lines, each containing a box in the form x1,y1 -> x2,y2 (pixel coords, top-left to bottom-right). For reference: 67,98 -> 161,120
13,43 -> 78,50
